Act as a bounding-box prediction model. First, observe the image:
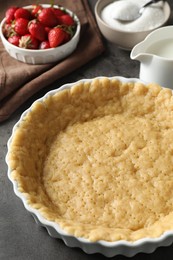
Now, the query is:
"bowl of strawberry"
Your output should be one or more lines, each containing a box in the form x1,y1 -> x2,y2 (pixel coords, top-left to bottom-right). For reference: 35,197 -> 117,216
0,4 -> 80,64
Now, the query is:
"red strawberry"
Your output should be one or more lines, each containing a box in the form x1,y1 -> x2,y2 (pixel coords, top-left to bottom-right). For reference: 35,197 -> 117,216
38,8 -> 58,27
39,40 -> 50,49
19,34 -> 39,49
3,23 -> 16,38
28,20 -> 47,41
45,27 -> 51,34
5,6 -> 18,24
14,8 -> 32,20
14,18 -> 29,36
31,4 -> 43,17
48,27 -> 66,48
63,31 -> 71,44
8,35 -> 21,46
58,14 -> 75,26
51,8 -> 65,18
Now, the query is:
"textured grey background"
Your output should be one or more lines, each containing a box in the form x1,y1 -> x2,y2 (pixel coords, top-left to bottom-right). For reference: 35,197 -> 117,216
1,0 -> 173,259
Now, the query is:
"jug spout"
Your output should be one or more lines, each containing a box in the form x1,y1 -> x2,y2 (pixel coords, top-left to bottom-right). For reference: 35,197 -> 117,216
130,40 -> 155,86
130,41 -> 152,63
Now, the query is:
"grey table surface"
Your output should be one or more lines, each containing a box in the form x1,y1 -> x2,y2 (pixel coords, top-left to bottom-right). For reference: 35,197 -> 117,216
1,1 -> 173,259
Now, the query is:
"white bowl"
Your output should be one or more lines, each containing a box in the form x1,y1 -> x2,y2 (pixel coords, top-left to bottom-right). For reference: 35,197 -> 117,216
0,4 -> 80,64
6,76 -> 173,257
95,0 -> 171,50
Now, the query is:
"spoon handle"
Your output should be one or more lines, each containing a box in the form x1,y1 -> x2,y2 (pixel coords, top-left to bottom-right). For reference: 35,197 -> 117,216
143,0 -> 165,8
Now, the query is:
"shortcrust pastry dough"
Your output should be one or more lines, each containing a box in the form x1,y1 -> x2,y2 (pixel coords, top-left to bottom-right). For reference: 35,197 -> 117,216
9,78 -> 173,242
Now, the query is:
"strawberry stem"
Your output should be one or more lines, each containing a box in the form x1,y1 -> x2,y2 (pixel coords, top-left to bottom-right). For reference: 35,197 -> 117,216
50,0 -> 54,7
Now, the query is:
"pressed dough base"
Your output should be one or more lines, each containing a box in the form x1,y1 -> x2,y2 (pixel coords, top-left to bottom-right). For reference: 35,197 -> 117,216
9,78 -> 173,242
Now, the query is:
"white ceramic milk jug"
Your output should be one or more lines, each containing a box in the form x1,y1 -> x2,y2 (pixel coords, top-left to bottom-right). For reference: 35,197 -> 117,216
131,26 -> 173,89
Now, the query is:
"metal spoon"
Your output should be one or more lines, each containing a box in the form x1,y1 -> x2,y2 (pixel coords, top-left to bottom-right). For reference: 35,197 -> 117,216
112,0 -> 165,22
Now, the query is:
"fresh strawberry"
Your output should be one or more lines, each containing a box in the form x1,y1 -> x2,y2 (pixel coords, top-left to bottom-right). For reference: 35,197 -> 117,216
19,34 -> 39,49
31,4 -> 43,17
14,18 -> 29,36
45,27 -> 51,34
48,27 -> 66,48
28,20 -> 47,41
3,23 -> 15,38
63,31 -> 71,44
5,6 -> 18,24
3,4 -> 75,50
58,14 -> 75,26
8,35 -> 21,46
51,8 -> 65,18
39,40 -> 50,49
14,8 -> 32,20
38,8 -> 58,27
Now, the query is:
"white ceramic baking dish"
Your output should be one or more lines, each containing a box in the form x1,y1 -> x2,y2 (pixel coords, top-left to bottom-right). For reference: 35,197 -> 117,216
6,76 -> 173,257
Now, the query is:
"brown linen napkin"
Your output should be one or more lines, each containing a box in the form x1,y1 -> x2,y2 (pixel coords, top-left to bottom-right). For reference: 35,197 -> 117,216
0,0 -> 105,123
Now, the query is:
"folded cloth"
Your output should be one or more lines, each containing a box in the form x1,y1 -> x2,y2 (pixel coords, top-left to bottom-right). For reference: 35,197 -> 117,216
0,0 -> 105,123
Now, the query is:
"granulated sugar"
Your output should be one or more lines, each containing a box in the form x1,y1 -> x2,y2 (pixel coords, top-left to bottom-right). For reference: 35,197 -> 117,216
101,0 -> 166,32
